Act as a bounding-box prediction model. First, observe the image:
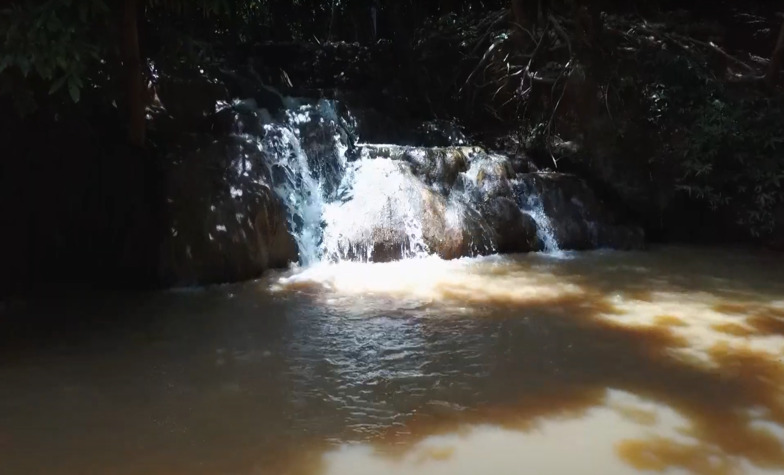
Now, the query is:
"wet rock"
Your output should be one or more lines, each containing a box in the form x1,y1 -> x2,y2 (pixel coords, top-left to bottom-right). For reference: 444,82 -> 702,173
359,145 -> 474,191
160,137 -> 297,286
597,225 -> 647,251
419,191 -> 492,260
284,99 -> 353,199
480,197 -> 540,253
322,159 -> 493,262
458,151 -> 540,253
514,173 -> 645,250
350,145 -> 541,257
463,152 -> 516,198
203,106 -> 239,136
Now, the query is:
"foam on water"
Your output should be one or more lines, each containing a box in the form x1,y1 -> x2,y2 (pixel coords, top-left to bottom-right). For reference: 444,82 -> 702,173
321,158 -> 431,262
226,98 -> 571,265
272,248 -> 784,367
272,254 -> 582,306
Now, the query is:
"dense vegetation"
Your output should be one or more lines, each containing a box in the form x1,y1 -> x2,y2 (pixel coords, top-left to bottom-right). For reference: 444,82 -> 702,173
1,0 -> 783,294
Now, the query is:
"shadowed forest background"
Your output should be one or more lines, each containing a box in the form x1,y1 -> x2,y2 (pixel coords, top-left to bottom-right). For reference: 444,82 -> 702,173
2,0 -> 784,296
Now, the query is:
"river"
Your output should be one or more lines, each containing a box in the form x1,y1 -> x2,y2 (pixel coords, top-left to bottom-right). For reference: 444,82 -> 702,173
2,246 -> 784,474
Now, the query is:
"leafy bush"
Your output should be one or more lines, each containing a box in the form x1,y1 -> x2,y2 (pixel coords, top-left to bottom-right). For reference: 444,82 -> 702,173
0,0 -> 109,114
631,35 -> 784,237
680,95 -> 784,236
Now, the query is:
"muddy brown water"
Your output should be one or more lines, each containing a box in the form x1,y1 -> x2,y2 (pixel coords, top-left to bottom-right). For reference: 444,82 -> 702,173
2,246 -> 784,474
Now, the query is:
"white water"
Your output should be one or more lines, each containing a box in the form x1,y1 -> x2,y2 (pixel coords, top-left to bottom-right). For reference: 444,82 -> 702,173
512,178 -> 561,253
260,126 -> 328,264
234,98 -> 563,264
321,158 -> 432,261
245,99 -> 352,264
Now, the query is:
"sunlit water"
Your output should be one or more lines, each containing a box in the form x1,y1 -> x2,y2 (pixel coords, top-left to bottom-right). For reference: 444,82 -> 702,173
2,247 -> 784,475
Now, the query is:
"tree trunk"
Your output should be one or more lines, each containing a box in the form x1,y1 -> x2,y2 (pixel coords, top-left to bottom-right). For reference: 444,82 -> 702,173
123,0 -> 146,148
766,17 -> 784,87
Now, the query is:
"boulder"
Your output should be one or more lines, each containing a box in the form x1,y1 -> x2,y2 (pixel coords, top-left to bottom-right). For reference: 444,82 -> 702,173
160,137 -> 297,286
345,145 -> 541,257
457,151 -> 540,253
463,152 -> 516,198
480,197 -> 540,253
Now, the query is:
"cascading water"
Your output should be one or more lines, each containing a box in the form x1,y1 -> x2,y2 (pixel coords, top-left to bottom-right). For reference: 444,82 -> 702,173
221,95 -> 619,266
227,97 -> 499,265
512,178 -> 561,253
321,157 -> 432,262
259,126 -> 327,264
236,98 -> 354,265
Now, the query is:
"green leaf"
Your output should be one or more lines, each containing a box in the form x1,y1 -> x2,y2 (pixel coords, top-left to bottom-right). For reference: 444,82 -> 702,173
67,77 -> 80,102
49,74 -> 68,95
35,61 -> 51,79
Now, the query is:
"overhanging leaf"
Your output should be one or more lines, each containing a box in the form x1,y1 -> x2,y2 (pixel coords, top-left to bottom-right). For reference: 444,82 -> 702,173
67,77 -> 80,102
49,74 -> 68,95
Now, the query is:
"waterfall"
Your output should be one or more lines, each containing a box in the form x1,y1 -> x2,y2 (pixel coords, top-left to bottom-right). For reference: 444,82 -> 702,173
235,98 -> 353,265
229,98 -> 497,265
321,157 -> 432,262
512,178 -> 561,253
220,96 -> 617,267
524,193 -> 561,253
259,126 -> 327,264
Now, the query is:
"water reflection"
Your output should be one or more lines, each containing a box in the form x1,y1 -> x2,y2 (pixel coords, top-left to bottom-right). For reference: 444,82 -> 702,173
1,246 -> 784,474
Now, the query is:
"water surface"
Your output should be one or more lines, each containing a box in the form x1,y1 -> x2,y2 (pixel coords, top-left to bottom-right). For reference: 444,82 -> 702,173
2,247 -> 784,474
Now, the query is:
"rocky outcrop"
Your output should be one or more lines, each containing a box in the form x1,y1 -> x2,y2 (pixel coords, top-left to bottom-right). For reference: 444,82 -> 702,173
320,145 -> 546,262
158,97 -> 645,283
460,151 -> 540,253
514,173 -> 645,251
319,143 -> 643,264
159,136 -> 297,286
480,196 -> 540,253
359,144 -> 473,191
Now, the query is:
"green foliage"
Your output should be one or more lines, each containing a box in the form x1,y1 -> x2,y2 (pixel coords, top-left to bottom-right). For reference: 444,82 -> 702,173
0,0 -> 109,113
629,33 -> 784,237
0,0 -> 238,115
680,95 -> 784,236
